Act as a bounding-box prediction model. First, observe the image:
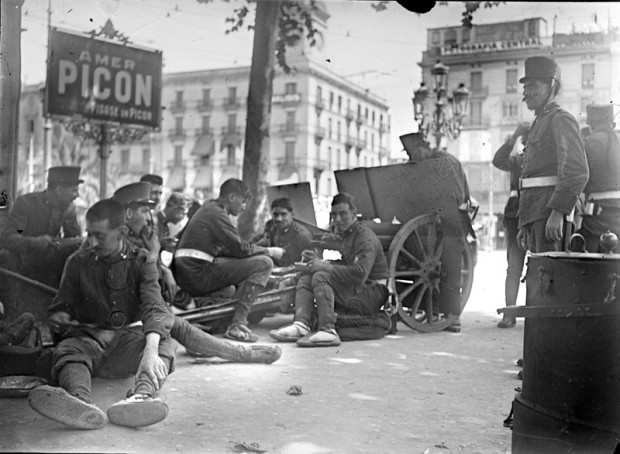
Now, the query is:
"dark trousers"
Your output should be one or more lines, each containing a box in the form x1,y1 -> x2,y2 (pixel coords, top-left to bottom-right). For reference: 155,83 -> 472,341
522,219 -> 559,253
294,271 -> 388,332
504,217 -> 526,309
51,326 -> 176,403
580,206 -> 620,252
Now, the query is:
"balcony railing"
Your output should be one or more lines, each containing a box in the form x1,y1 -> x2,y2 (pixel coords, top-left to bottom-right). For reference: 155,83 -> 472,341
223,98 -> 243,110
221,126 -> 242,136
169,102 -> 186,114
272,92 -> 302,104
195,127 -> 213,136
379,123 -> 388,135
168,129 -> 186,140
470,86 -> 489,98
279,124 -> 300,135
345,109 -> 355,124
196,100 -> 213,112
315,98 -> 325,115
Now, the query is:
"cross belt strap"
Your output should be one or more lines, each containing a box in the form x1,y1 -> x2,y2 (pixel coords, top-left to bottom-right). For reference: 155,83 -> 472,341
509,190 -> 519,197
519,176 -> 558,189
174,248 -> 214,262
588,190 -> 620,201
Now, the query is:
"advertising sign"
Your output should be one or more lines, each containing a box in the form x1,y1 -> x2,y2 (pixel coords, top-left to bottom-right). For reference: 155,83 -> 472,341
46,28 -> 162,129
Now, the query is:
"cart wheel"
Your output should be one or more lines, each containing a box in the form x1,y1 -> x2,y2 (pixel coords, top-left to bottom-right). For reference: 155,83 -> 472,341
388,214 -> 471,333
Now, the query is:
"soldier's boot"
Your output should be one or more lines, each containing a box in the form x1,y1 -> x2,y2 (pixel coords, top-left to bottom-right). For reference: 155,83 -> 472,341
225,282 -> 264,343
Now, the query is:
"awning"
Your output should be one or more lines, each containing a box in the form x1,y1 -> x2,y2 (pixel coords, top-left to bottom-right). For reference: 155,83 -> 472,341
276,167 -> 298,184
193,165 -> 213,190
191,134 -> 215,157
220,133 -> 242,150
167,167 -> 185,191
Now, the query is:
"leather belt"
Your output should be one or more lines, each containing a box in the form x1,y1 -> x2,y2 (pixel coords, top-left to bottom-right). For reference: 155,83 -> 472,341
588,190 -> 620,201
174,248 -> 214,262
509,190 -> 519,197
519,176 -> 558,189
369,278 -> 388,286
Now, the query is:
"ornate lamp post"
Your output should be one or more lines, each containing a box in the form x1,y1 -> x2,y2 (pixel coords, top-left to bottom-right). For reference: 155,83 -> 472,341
412,61 -> 470,150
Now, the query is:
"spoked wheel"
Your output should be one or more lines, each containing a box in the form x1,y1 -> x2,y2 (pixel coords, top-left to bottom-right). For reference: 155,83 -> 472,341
388,214 -> 473,333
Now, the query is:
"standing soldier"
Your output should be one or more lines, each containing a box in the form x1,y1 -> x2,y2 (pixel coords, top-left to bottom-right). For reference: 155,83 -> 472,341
492,123 -> 529,329
0,166 -> 84,287
517,56 -> 589,253
579,104 -> 620,251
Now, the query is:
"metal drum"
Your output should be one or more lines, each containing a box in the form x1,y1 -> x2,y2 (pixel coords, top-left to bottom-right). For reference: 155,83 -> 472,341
512,251 -> 620,453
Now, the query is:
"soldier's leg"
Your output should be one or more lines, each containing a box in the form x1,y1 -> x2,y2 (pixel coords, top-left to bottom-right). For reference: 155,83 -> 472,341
527,220 -> 558,253
171,316 -> 281,364
499,218 -> 525,328
269,273 -> 313,341
296,271 -> 340,347
28,336 -> 107,429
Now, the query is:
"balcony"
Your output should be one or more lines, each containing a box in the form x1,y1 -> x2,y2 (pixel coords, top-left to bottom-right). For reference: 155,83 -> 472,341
345,109 -> 355,124
355,115 -> 364,128
221,126 -> 242,136
272,92 -> 302,105
463,116 -> 490,129
314,126 -> 325,144
195,127 -> 213,136
279,123 -> 300,137
315,98 -> 325,115
196,100 -> 213,112
379,123 -> 388,135
169,101 -> 186,114
470,86 -> 489,98
168,129 -> 186,140
223,98 -> 243,110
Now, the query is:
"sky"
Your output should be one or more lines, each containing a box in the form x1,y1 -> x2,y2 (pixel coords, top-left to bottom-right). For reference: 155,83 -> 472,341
19,0 -> 620,155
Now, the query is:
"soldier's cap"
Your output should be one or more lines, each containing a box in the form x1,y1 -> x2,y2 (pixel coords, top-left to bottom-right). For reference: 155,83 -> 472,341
586,104 -> 615,124
165,192 -> 186,209
519,56 -> 561,84
112,182 -> 157,207
399,132 -> 430,150
47,166 -> 84,186
140,173 -> 164,186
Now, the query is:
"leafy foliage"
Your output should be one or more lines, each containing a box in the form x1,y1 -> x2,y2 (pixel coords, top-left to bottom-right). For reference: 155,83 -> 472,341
456,2 -> 506,29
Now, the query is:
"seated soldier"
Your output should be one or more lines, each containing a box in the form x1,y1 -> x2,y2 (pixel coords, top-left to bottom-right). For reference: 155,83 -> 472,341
0,166 -> 84,288
112,183 -> 281,364
172,179 -> 284,343
28,199 -> 176,430
256,198 -> 312,267
154,193 -> 187,253
112,182 -> 178,303
269,193 -> 390,347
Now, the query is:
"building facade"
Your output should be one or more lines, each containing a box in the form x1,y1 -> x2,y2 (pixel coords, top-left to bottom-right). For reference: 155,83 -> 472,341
419,18 -> 620,230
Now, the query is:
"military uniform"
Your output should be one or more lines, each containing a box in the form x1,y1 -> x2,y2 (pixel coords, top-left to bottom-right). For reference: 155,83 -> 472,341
263,222 -> 312,267
580,105 -> 620,251
493,139 -> 526,316
48,239 -> 175,402
518,102 -> 589,251
0,168 -> 83,287
293,220 -> 390,333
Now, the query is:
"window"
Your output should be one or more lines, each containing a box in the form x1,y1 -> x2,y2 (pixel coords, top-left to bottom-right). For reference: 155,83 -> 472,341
227,114 -> 236,132
286,111 -> 296,131
371,111 -> 375,125
470,100 -> 482,125
202,88 -> 210,105
174,146 -> 183,166
470,72 -> 482,93
317,85 -> 323,102
328,118 -> 332,139
338,95 -> 342,113
202,116 -> 210,134
502,101 -> 519,118
121,148 -> 130,168
445,29 -> 457,46
226,144 -> 235,166
327,146 -> 332,165
175,90 -> 183,107
432,31 -> 440,44
462,28 -> 470,42
371,133 -> 375,150
142,148 -> 150,167
337,121 -> 341,141
527,20 -> 537,37
175,117 -> 183,135
28,119 -> 35,133
364,107 -> 369,122
582,63 -> 595,89
506,69 -> 518,93
285,82 -> 297,94
285,142 -> 295,164
364,130 -> 368,146
228,86 -> 237,102
329,91 -> 334,109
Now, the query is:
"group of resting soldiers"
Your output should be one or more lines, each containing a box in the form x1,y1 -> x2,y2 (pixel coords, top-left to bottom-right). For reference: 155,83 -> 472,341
0,155 -> 414,429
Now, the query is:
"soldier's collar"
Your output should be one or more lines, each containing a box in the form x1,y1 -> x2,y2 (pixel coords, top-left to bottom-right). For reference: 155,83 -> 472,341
341,220 -> 360,237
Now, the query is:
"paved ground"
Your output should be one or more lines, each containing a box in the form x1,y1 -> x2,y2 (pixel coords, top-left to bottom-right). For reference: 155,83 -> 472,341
0,250 -> 525,454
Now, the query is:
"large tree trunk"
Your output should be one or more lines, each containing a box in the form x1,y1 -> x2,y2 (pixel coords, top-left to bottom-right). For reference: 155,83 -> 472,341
0,0 -> 25,231
237,0 -> 282,240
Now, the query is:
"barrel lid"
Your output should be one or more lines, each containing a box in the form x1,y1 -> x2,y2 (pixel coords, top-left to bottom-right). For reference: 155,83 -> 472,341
530,251 -> 620,261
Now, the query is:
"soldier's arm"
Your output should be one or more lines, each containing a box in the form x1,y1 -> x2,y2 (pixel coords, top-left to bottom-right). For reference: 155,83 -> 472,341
548,114 -> 590,215
1,197 -> 51,252
62,205 -> 81,238
492,139 -> 516,172
328,231 -> 377,285
48,253 -> 82,319
137,254 -> 174,339
211,210 -> 268,257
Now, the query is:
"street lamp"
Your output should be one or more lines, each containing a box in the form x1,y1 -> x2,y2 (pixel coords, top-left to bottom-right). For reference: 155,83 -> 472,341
412,61 -> 470,150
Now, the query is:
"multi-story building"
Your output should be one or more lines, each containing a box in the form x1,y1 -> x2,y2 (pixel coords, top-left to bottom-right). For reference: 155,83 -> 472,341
15,2 -> 391,228
419,18 -> 620,231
